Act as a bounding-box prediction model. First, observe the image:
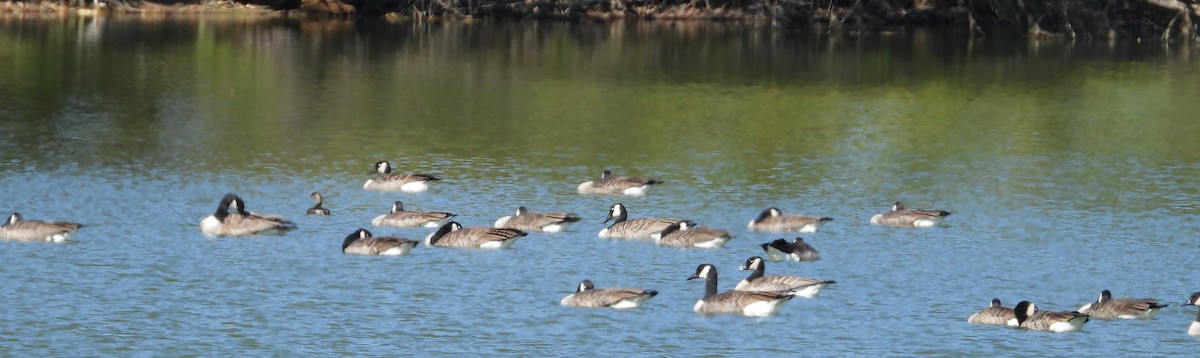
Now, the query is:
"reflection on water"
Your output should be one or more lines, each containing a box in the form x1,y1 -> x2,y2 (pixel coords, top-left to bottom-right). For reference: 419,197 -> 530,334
2,16 -> 1200,355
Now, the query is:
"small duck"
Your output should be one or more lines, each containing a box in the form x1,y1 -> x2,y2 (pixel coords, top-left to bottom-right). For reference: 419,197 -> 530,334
870,201 -> 951,227
306,192 -> 331,215
653,221 -> 731,249
341,228 -> 418,256
1013,301 -> 1090,332
597,203 -> 686,240
560,279 -> 658,309
371,201 -> 456,228
735,256 -> 835,298
1077,289 -> 1167,320
687,263 -> 793,317
424,221 -> 526,249
493,206 -> 581,232
0,212 -> 83,242
760,237 -> 821,262
747,207 -> 833,233
576,170 -> 663,196
967,298 -> 1018,326
363,161 -> 442,192
200,193 -> 296,236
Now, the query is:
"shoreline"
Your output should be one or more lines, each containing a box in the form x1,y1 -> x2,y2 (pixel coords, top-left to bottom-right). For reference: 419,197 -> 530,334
2,0 -> 1198,42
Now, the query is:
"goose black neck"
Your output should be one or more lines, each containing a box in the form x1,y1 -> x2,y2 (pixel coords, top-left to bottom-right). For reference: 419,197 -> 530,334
704,272 -> 718,299
213,205 -> 230,220
745,261 -> 766,281
429,223 -> 453,245
658,224 -> 680,238
611,209 -> 627,224
753,208 -> 772,223
341,233 -> 359,250
1013,301 -> 1031,325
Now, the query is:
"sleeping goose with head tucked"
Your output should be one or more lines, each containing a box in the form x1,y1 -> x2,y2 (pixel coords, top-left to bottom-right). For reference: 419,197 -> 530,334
560,279 -> 658,309
747,207 -> 833,233
371,201 -> 456,228
1013,301 -> 1090,332
653,221 -> 731,249
760,237 -> 821,262
424,221 -> 525,249
0,212 -> 83,242
493,206 -> 581,232
341,228 -> 418,256
1077,289 -> 1167,320
967,298 -> 1018,326
577,170 -> 663,196
870,202 -> 950,228
200,194 -> 296,236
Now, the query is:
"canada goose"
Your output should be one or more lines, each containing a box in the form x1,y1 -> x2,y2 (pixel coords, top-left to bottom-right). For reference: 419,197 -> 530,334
735,256 -> 835,298
493,206 -> 581,232
306,192 -> 331,215
1186,292 -> 1200,337
747,207 -> 833,233
653,221 -> 731,248
687,263 -> 793,317
967,298 -> 1018,326
760,237 -> 821,262
597,203 -> 686,240
363,161 -> 442,192
870,202 -> 951,227
424,221 -> 525,249
0,212 -> 83,242
576,170 -> 663,196
200,193 -> 297,236
371,201 -> 456,228
341,228 -> 418,256
559,279 -> 659,309
1077,290 -> 1167,319
1013,301 -> 1090,332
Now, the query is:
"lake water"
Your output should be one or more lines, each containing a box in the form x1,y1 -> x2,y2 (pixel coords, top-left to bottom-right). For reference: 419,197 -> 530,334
2,15 -> 1200,355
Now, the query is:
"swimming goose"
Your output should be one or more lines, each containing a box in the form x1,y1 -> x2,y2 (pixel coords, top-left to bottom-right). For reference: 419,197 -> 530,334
747,207 -> 833,233
760,237 -> 821,262
560,279 -> 659,309
341,228 -> 418,256
597,203 -> 686,240
653,221 -> 731,248
200,193 -> 297,236
371,201 -> 456,228
306,192 -> 331,215
576,170 -> 663,196
363,161 -> 442,192
967,298 -> 1018,326
1013,301 -> 1090,332
1186,292 -> 1200,337
1077,289 -> 1167,320
687,263 -> 793,317
424,221 -> 525,249
735,256 -> 835,298
0,212 -> 83,242
493,206 -> 581,232
870,202 -> 951,227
